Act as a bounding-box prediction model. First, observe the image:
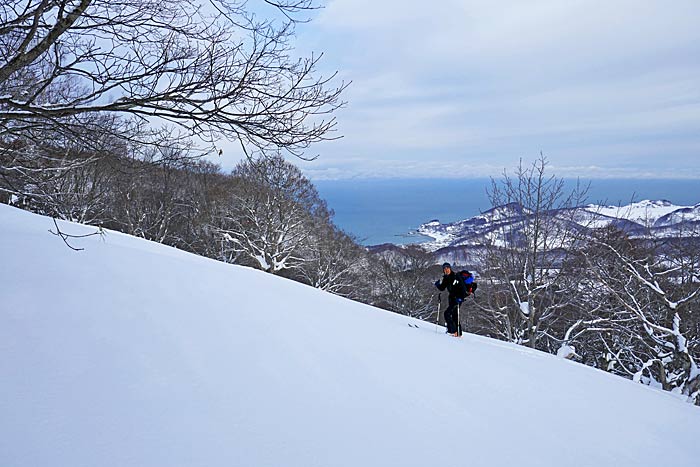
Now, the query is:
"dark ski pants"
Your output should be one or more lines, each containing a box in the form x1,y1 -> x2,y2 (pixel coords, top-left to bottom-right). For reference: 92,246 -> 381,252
444,298 -> 459,334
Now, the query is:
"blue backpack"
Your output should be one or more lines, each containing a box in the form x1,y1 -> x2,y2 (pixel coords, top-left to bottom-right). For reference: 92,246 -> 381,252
456,270 -> 477,296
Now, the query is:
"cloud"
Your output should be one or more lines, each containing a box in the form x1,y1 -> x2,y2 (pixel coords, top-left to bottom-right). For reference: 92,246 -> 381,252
289,1 -> 700,179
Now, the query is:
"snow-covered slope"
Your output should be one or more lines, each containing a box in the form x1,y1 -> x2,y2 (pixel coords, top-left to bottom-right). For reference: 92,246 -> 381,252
585,199 -> 688,226
1,204 -> 699,467
419,199 -> 700,251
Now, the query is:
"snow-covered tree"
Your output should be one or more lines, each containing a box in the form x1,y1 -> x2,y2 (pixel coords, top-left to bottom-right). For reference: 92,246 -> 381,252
107,156 -> 198,245
294,223 -> 368,298
215,155 -> 324,274
573,226 -> 700,404
5,150 -> 114,224
372,245 -> 437,320
480,155 -> 589,349
1,0 -> 345,212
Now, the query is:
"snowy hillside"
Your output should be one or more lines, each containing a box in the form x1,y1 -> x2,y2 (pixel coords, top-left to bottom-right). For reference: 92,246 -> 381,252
419,199 -> 700,250
1,203 -> 700,467
586,199 -> 685,226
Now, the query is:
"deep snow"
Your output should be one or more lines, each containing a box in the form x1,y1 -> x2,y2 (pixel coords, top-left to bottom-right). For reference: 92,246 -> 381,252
1,204 -> 699,467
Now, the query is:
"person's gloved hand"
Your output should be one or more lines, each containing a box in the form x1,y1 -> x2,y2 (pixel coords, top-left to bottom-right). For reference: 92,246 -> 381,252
434,280 -> 440,287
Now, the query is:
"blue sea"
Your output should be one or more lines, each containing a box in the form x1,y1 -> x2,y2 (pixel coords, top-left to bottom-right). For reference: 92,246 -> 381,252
314,178 -> 700,245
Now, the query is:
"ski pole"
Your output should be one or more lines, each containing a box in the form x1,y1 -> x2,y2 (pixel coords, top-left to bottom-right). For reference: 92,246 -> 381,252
457,301 -> 462,337
435,293 -> 441,334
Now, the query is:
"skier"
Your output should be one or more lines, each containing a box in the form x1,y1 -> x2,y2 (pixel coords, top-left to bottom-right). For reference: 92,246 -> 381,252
434,262 -> 465,337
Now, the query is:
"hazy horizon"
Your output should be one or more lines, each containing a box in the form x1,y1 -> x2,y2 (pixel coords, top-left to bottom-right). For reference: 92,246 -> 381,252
315,177 -> 700,244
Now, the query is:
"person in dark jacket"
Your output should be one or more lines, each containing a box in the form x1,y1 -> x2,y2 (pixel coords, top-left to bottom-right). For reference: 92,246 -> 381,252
434,262 -> 465,336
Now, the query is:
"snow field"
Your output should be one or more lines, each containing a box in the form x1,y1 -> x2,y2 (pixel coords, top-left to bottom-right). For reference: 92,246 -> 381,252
1,204 -> 699,467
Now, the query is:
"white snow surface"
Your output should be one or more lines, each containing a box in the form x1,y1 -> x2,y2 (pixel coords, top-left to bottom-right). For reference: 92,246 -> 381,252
584,199 -> 692,226
1,203 -> 700,467
519,301 -> 530,316
557,345 -> 577,360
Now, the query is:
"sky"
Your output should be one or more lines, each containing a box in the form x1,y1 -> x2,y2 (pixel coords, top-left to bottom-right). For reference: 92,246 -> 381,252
226,0 -> 700,180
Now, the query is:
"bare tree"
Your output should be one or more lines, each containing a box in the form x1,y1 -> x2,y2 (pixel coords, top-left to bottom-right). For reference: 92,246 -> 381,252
0,0 -> 345,151
295,222 -> 368,298
108,154 -> 196,244
372,246 -> 437,320
575,226 -> 700,404
481,155 -> 589,349
0,0 -> 346,203
215,154 -> 322,274
32,153 -> 113,223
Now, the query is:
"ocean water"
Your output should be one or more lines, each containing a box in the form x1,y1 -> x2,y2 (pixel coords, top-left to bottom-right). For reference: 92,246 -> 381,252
314,178 -> 700,245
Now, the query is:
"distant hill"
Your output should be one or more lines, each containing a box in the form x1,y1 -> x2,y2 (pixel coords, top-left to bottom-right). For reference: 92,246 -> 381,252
419,199 -> 700,253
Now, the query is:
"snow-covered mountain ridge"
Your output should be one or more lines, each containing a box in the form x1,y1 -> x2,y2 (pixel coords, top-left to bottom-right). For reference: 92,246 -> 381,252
2,203 -> 700,467
419,199 -> 700,250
